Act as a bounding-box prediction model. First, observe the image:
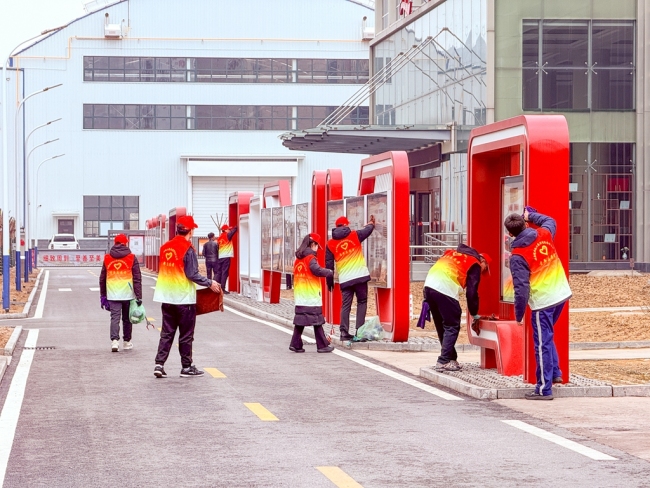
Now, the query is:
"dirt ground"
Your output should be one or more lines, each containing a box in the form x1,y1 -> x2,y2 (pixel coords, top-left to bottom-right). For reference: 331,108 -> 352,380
570,360 -> 650,385
0,326 -> 13,349
0,268 -> 39,314
568,273 -> 650,308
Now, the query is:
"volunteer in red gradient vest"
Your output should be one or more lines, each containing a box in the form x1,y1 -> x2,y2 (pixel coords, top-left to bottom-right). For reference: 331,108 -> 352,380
325,215 -> 375,341
152,215 -> 221,378
216,224 -> 238,294
290,233 -> 335,353
100,233 -> 142,352
423,244 -> 490,372
505,209 -> 572,401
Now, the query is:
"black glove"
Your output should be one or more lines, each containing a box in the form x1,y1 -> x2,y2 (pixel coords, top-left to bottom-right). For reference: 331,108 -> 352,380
136,299 -> 142,306
326,276 -> 334,292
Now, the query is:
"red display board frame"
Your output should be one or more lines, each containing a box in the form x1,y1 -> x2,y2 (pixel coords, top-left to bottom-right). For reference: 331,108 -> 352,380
467,115 -> 570,383
357,152 -> 410,343
228,191 -> 254,294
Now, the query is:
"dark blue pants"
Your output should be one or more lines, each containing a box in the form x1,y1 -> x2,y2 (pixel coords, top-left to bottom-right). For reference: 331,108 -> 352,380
216,258 -> 230,290
109,300 -> 132,341
532,302 -> 565,396
206,261 -> 218,281
424,287 -> 461,364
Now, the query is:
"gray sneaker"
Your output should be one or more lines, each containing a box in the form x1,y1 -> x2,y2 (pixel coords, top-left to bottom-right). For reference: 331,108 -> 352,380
180,365 -> 205,377
435,360 -> 461,372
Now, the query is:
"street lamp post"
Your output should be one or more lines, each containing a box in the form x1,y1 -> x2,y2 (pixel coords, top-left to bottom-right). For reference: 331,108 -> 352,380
25,138 -> 59,271
13,84 -> 62,290
23,118 -> 61,276
34,154 -> 65,264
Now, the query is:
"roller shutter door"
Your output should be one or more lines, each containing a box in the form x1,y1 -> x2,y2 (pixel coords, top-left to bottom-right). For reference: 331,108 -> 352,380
192,176 -> 291,233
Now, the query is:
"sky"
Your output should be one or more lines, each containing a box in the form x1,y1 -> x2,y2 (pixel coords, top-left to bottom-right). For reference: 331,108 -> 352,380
1,0 -> 87,58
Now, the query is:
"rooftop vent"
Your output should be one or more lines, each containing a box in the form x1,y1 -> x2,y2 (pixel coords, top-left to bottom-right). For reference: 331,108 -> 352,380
104,13 -> 122,39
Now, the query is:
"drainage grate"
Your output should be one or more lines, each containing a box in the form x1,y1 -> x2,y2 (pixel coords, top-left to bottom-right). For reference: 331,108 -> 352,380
23,346 -> 56,350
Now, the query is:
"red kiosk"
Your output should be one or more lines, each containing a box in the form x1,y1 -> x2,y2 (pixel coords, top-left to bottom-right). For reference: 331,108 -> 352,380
467,115 -> 570,383
168,207 -> 186,241
262,181 -> 292,304
227,191 -> 254,294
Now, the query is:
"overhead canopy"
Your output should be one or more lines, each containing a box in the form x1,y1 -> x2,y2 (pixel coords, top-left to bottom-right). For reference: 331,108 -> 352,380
280,124 -> 471,155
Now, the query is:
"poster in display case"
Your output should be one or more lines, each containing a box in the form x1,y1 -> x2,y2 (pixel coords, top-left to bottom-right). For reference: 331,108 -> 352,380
345,196 -> 366,230
501,175 -> 524,302
261,208 -> 272,270
272,207 -> 284,272
283,205 -> 296,274
295,203 -> 310,246
327,200 -> 345,239
366,192 -> 391,287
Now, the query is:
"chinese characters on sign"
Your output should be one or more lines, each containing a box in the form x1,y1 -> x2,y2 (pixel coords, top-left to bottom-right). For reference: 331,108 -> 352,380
38,251 -> 104,267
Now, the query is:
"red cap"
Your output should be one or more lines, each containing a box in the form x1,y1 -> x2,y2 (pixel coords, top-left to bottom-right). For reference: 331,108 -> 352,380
335,216 -> 349,227
221,224 -> 229,231
479,253 -> 492,273
309,233 -> 323,248
114,234 -> 128,245
177,215 -> 198,229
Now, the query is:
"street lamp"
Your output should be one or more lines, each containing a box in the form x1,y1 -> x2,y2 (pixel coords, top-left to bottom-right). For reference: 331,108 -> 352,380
24,137 -> 59,277
13,83 -> 62,290
34,154 -> 65,263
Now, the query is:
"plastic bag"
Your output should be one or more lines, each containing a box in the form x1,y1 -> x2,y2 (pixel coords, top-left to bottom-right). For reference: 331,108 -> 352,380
353,316 -> 385,342
129,299 -> 146,324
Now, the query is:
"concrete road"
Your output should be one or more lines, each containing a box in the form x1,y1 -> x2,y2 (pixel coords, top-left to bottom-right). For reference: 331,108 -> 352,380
0,269 -> 649,487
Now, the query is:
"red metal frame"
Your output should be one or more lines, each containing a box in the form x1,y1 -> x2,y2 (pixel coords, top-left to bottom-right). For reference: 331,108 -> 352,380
358,151 -> 410,343
262,181 -> 292,304
325,169 -> 343,325
312,171 -> 328,315
467,115 -> 570,382
168,207 -> 186,241
228,192 -> 254,293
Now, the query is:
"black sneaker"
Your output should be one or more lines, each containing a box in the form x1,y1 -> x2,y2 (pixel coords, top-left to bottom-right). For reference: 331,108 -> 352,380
180,365 -> 205,377
525,392 -> 554,401
553,377 -> 563,384
317,345 -> 335,353
154,365 -> 167,378
289,346 -> 305,353
339,333 -> 354,341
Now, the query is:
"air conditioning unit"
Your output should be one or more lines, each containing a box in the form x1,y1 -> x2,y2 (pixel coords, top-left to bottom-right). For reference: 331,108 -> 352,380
104,23 -> 122,38
362,26 -> 375,40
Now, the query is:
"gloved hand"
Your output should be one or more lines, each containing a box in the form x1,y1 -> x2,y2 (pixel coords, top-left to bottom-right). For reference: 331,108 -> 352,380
326,276 -> 334,292
100,296 -> 110,311
471,316 -> 481,336
136,299 -> 142,306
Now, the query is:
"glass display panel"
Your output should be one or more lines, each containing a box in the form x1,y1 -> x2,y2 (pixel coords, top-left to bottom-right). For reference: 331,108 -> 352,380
345,196 -> 366,230
367,192 -> 390,288
261,208 -> 272,270
327,200 -> 345,240
501,176 -> 524,302
283,205 -> 296,274
295,203 -> 310,246
272,207 -> 284,272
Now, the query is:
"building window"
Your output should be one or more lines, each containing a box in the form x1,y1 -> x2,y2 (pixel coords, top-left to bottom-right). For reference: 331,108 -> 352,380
83,105 -> 369,130
382,0 -> 389,29
523,20 -> 635,111
83,196 -> 139,237
569,143 -> 634,262
84,57 -> 369,84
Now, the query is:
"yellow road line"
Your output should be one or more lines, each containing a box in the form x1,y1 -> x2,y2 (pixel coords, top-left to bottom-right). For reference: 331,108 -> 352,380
316,467 -> 363,488
204,368 -> 226,378
157,327 -> 162,332
244,403 -> 278,421
147,317 -> 155,321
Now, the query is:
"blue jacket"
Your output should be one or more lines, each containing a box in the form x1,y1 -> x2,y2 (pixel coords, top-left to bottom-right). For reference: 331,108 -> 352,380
509,212 -> 559,322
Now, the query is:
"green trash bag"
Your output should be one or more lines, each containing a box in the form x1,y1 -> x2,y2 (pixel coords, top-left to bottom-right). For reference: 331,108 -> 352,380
353,316 -> 385,342
129,299 -> 146,324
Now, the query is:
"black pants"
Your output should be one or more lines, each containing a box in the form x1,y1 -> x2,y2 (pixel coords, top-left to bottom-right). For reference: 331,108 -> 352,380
291,325 -> 329,349
155,303 -> 196,368
340,281 -> 368,336
109,299 -> 132,341
206,261 -> 218,281
424,287 -> 462,364
285,274 -> 293,290
216,258 -> 230,290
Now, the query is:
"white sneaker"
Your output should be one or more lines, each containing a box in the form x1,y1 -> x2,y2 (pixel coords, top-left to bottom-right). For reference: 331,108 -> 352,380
111,340 -> 119,352
123,341 -> 133,350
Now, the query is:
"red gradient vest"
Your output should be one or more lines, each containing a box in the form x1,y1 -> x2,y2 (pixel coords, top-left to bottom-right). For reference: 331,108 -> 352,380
511,228 -> 571,310
103,254 -> 135,300
218,232 -> 234,258
153,236 -> 195,305
293,255 -> 322,308
424,249 -> 479,301
326,231 -> 370,285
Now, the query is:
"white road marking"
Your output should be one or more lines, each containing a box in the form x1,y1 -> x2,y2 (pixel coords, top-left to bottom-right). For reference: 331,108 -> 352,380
224,306 -> 462,401
58,288 -> 72,292
150,287 -> 156,290
89,287 -> 100,292
502,420 -> 617,461
34,271 -> 49,319
0,329 -> 40,486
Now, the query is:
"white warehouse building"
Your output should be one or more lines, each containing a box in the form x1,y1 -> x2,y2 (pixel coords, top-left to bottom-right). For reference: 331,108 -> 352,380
2,0 -> 374,246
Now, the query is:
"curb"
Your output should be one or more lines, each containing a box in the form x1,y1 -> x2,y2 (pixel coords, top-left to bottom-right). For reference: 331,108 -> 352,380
570,341 -> 650,350
0,269 -> 44,320
0,356 -> 7,385
3,326 -> 23,356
